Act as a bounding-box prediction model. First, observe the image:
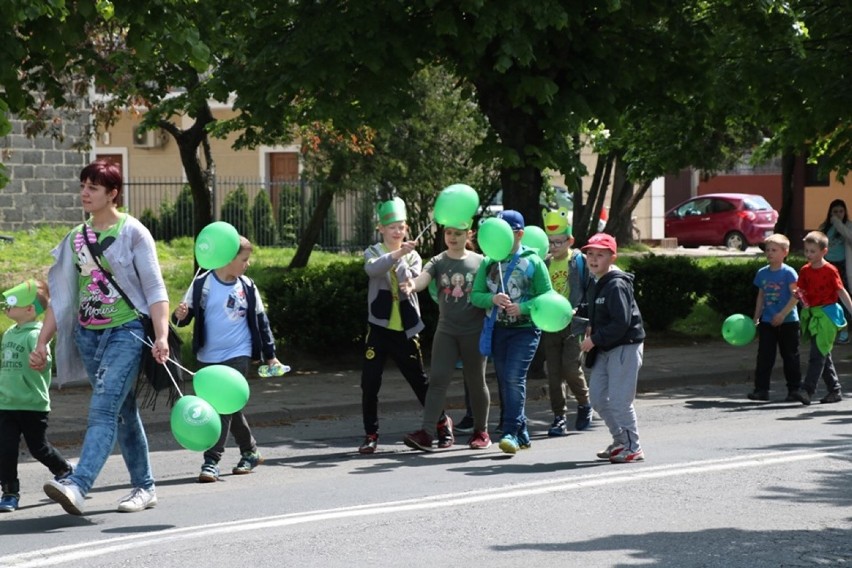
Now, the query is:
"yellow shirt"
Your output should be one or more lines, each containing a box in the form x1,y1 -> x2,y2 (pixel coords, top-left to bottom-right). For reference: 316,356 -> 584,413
548,255 -> 570,299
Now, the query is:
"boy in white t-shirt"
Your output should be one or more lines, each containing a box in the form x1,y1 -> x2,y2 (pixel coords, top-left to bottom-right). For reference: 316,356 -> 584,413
173,237 -> 282,482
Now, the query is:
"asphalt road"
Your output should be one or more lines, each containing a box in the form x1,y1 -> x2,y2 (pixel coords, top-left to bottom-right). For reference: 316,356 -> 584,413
1,381 -> 850,568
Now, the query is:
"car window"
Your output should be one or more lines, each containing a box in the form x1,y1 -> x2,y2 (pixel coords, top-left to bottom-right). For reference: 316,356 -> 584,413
677,198 -> 712,216
742,196 -> 773,211
712,199 -> 736,213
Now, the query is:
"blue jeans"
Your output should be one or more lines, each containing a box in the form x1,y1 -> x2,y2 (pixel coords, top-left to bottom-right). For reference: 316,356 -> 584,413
68,319 -> 154,496
492,326 -> 541,436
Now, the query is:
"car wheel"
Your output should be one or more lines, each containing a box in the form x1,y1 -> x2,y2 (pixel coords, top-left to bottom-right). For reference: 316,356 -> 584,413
725,231 -> 747,251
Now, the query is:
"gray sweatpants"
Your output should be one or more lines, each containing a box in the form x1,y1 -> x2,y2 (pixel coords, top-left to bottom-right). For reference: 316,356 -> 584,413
422,330 -> 490,432
587,343 -> 643,452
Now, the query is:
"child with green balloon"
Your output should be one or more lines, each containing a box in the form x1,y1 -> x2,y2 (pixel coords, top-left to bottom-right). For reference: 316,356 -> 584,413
173,236 -> 282,482
540,210 -> 593,436
399,218 -> 492,451
471,210 -> 553,455
358,197 -> 447,455
747,233 -> 801,402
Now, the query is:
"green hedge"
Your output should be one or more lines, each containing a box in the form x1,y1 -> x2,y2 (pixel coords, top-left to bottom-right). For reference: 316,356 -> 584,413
259,260 -> 438,358
256,254 -> 799,358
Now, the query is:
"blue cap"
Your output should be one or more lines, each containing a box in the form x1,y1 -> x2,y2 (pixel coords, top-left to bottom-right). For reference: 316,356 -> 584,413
498,210 -> 524,231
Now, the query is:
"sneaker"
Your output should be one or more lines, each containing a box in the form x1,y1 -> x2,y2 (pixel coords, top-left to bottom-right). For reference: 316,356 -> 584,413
436,415 -> 454,449
43,478 -> 85,516
820,390 -> 843,404
575,404 -> 593,431
517,427 -> 531,449
468,430 -> 492,450
358,434 -> 378,455
198,459 -> 220,483
790,389 -> 811,406
0,493 -> 19,512
747,390 -> 770,401
596,442 -> 625,460
54,464 -> 74,481
498,434 -> 520,455
117,487 -> 158,512
784,392 -> 798,402
454,415 -> 475,435
403,429 -> 434,452
836,330 -> 849,344
547,415 -> 569,437
610,448 -> 645,464
233,451 -> 264,474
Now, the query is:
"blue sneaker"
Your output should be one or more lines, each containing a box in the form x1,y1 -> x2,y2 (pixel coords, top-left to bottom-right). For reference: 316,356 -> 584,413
517,427 -> 531,449
233,451 -> 264,474
498,434 -> 520,454
198,459 -> 220,483
547,415 -> 568,437
0,493 -> 19,512
575,404 -> 593,431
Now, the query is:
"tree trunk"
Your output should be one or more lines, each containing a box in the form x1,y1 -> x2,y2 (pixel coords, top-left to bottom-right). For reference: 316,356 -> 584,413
289,159 -> 346,268
159,101 -> 215,238
777,149 -> 796,236
500,164 -> 543,228
576,153 -> 614,245
474,79 -> 544,228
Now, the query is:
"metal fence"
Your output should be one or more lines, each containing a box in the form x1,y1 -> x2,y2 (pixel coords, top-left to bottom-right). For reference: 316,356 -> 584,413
123,177 -> 377,251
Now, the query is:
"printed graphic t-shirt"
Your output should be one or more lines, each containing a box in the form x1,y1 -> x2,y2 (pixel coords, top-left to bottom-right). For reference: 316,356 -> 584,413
424,251 -> 485,335
73,216 -> 137,329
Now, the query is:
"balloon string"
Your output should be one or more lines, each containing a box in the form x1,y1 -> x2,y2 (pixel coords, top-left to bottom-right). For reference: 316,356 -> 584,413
413,221 -> 434,242
130,330 -> 195,390
498,263 -> 505,294
182,267 -> 206,305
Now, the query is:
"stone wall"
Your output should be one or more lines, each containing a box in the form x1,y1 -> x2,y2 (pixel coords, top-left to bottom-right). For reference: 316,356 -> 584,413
0,114 -> 90,232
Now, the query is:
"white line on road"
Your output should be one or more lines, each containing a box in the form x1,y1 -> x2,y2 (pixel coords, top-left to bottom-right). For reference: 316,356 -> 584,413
3,445 -> 848,567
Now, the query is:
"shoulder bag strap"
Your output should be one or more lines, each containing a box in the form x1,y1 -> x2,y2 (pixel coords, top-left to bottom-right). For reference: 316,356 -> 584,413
82,224 -> 138,313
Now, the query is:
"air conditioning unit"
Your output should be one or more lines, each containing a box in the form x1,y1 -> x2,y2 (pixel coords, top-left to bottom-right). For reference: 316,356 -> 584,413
132,127 -> 167,149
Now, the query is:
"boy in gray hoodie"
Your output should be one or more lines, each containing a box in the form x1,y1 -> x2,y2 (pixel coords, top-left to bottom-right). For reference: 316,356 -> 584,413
358,198 -> 447,454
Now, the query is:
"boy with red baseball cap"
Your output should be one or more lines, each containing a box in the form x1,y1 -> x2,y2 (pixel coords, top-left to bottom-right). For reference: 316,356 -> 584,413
578,233 -> 647,463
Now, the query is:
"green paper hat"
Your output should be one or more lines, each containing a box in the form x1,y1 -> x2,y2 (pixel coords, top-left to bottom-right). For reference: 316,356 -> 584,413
444,218 -> 472,230
376,197 -> 407,225
2,279 -> 44,315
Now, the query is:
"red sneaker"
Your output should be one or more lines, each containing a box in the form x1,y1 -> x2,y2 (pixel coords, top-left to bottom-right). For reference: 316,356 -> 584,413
436,415 -> 454,449
358,434 -> 378,455
610,448 -> 645,463
403,429 -> 434,452
467,430 -> 492,450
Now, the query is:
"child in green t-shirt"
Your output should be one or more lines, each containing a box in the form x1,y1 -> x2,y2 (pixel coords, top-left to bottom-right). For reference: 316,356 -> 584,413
0,280 -> 72,512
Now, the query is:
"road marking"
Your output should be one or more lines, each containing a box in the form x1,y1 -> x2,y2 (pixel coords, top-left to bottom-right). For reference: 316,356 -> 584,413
3,445 -> 849,567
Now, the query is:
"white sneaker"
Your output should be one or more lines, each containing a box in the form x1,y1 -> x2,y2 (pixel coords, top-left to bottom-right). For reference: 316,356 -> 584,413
117,487 -> 158,513
43,478 -> 86,516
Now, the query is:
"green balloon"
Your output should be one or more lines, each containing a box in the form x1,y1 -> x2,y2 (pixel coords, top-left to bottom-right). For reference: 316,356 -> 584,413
193,364 -> 250,414
170,395 -> 222,452
531,291 -> 573,332
434,184 -> 480,227
722,314 -> 756,346
195,221 -> 241,270
477,218 -> 514,261
521,225 -> 549,258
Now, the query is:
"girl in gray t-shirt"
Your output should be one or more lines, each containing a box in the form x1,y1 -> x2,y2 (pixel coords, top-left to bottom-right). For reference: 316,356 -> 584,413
400,222 -> 492,451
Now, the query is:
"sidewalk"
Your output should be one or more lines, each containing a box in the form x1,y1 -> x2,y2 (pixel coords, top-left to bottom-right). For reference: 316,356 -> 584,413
44,340 -> 852,446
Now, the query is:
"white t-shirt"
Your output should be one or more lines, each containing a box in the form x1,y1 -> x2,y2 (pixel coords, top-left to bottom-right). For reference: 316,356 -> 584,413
197,274 -> 253,363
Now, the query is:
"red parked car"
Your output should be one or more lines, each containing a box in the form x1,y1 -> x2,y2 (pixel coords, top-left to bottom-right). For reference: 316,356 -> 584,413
665,193 -> 778,250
